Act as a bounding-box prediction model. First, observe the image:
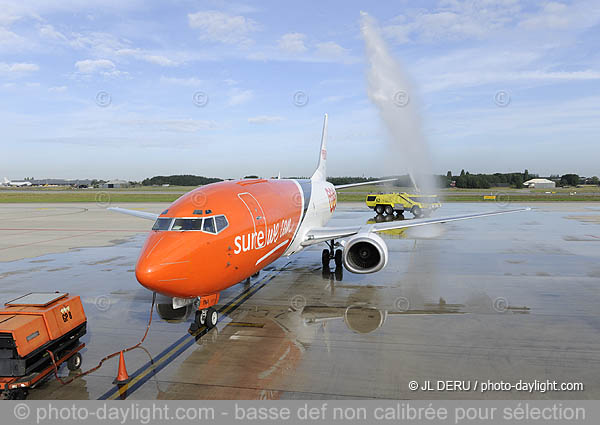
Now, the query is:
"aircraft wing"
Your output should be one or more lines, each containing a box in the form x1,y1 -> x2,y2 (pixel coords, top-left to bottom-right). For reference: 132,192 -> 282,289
302,207 -> 530,246
334,178 -> 398,190
108,207 -> 159,221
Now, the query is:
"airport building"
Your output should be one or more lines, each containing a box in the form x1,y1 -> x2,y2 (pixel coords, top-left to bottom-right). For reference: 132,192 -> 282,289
523,178 -> 556,189
30,179 -> 93,186
101,179 -> 130,188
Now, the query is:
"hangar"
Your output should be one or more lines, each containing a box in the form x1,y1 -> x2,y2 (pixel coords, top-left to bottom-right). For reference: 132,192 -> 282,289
524,178 -> 556,189
101,179 -> 130,189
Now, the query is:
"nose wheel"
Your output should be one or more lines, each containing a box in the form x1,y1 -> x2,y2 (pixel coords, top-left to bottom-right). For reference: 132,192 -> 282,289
189,307 -> 218,333
189,294 -> 220,334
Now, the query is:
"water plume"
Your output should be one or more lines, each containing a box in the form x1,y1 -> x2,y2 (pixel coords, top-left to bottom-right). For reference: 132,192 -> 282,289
360,12 -> 437,194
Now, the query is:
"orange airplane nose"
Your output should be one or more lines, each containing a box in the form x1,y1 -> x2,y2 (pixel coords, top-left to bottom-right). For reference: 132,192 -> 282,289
135,232 -> 193,297
135,256 -> 164,292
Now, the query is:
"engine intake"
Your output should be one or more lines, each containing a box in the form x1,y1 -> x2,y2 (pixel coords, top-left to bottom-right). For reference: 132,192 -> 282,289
342,233 -> 388,274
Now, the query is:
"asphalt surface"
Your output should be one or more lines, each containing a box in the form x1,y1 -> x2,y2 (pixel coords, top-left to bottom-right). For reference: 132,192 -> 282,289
0,202 -> 599,399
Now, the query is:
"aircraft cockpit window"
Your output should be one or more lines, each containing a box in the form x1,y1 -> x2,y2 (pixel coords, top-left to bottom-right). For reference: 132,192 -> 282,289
215,215 -> 228,232
171,218 -> 203,231
202,217 -> 216,234
152,217 -> 173,231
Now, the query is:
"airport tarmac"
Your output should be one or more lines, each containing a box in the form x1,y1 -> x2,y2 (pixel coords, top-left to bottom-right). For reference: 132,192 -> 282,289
0,202 -> 599,400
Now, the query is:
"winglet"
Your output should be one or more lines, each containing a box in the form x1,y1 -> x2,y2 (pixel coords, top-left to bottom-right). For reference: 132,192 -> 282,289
311,114 -> 328,181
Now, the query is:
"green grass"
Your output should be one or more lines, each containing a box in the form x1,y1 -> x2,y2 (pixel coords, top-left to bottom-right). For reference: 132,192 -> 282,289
0,185 -> 196,192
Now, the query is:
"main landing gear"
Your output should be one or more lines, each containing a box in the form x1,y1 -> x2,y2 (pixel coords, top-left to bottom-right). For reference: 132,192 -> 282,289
189,293 -> 220,334
322,239 -> 343,269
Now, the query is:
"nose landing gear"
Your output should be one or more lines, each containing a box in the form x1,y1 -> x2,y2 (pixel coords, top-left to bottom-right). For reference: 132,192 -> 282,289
188,293 -> 220,334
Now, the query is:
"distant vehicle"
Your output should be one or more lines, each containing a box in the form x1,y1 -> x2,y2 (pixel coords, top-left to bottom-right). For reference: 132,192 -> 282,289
2,177 -> 32,187
366,192 -> 441,218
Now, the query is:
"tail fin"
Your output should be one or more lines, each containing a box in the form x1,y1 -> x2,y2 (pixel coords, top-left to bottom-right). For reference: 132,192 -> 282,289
311,114 -> 328,181
2,177 -> 9,185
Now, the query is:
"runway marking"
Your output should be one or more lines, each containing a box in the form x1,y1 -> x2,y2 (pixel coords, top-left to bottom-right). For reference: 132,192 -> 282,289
0,230 -> 106,251
228,322 -> 265,328
98,263 -> 290,400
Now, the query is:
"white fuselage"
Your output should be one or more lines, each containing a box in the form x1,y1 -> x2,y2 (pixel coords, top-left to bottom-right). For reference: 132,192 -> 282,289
284,178 -> 336,256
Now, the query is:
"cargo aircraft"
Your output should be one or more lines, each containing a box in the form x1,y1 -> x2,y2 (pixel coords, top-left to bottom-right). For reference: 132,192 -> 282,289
110,115 -> 528,330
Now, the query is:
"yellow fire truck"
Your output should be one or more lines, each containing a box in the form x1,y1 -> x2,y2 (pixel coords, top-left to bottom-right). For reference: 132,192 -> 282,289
366,193 -> 441,218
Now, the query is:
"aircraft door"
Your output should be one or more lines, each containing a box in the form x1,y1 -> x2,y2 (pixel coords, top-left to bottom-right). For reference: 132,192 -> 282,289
238,192 -> 268,248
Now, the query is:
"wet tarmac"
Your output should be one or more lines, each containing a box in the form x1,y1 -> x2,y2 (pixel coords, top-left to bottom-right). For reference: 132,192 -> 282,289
0,202 -> 599,399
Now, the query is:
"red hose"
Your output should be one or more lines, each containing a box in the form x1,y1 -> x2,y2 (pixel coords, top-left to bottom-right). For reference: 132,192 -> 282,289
47,292 -> 156,386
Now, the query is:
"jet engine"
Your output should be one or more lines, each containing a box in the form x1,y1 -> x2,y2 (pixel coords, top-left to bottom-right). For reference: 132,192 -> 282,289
342,232 -> 388,273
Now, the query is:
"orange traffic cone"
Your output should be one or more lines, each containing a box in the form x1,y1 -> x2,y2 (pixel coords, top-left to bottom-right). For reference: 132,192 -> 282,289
112,351 -> 131,385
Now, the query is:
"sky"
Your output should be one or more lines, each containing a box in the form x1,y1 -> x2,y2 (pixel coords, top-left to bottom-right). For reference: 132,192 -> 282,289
1,0 -> 599,181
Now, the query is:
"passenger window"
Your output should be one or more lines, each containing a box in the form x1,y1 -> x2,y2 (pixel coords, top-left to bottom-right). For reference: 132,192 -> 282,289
215,215 -> 228,232
152,218 -> 172,231
203,217 -> 216,234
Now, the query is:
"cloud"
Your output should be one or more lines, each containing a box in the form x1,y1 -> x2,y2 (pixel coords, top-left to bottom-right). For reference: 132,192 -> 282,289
278,32 -> 307,53
248,115 -> 283,124
69,31 -> 126,56
122,118 -> 216,132
383,1 -> 522,43
74,58 -> 124,77
159,76 -> 204,86
48,85 -> 67,92
143,54 -> 177,66
0,62 -> 39,76
228,88 -> 253,105
75,58 -> 115,73
116,48 -> 178,66
0,26 -> 25,47
39,24 -> 68,41
519,2 -> 572,30
414,45 -> 600,93
188,10 -> 259,44
315,41 -> 352,61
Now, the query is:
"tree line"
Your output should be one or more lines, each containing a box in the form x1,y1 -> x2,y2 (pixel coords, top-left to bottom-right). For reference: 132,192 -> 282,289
138,172 -> 598,188
142,175 -> 223,186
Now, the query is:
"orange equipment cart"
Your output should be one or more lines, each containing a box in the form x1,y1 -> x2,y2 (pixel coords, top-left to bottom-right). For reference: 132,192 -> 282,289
0,293 -> 87,399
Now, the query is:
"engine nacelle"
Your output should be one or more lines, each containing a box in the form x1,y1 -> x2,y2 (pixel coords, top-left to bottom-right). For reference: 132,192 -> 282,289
342,233 -> 389,274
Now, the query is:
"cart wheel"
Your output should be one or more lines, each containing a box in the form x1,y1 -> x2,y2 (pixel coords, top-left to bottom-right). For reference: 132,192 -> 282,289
6,388 -> 28,400
67,352 -> 82,371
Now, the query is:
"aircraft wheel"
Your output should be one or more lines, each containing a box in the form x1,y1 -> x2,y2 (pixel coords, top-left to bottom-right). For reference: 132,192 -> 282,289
195,309 -> 207,326
206,307 -> 218,329
384,205 -> 394,215
322,249 -> 330,268
411,206 -> 422,218
334,249 -> 343,267
67,352 -> 82,371
375,205 -> 385,215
